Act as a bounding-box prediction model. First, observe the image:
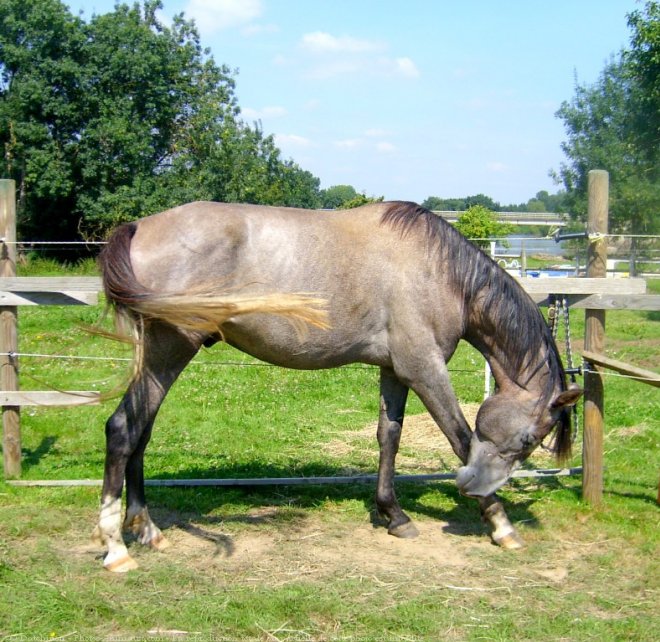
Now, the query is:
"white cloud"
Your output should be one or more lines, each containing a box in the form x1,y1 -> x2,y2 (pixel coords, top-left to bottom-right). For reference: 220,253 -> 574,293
301,31 -> 383,54
334,139 -> 362,149
185,0 -> 262,33
376,142 -> 397,153
275,133 -> 312,148
394,57 -> 420,78
299,32 -> 418,81
242,106 -> 287,120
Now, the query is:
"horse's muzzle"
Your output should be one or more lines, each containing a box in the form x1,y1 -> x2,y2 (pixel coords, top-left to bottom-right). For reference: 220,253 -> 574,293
456,439 -> 513,497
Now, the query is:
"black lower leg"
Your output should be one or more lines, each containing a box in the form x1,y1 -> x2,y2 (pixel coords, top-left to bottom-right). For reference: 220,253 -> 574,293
375,369 -> 417,537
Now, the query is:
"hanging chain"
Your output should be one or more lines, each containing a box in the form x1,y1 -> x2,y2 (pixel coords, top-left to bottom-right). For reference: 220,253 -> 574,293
548,297 -> 558,338
547,295 -> 580,445
562,296 -> 575,374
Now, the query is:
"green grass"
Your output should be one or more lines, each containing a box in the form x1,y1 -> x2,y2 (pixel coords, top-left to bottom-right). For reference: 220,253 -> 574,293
0,262 -> 658,641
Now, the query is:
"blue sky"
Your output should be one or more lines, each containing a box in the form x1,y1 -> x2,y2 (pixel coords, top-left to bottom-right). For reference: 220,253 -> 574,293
65,0 -> 639,205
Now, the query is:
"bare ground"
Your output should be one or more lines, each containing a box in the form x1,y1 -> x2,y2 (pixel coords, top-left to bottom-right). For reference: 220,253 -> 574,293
65,409 -> 581,588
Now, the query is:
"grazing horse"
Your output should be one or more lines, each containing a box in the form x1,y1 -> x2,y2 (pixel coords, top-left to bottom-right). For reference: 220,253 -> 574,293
93,201 -> 581,572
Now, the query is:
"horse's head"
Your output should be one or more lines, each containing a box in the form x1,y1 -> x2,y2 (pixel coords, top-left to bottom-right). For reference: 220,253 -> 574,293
456,384 -> 582,497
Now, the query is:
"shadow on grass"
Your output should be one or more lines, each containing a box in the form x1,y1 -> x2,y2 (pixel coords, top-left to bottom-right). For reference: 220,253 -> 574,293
22,436 -> 58,469
139,459 -> 546,545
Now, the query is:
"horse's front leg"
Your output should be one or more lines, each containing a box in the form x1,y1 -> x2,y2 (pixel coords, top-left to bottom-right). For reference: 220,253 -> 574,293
375,368 -> 418,538
477,494 -> 525,549
391,349 -> 523,549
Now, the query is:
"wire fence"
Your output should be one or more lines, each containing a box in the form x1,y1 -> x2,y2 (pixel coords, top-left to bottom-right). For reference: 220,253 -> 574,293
3,231 -> 658,390
2,349 -> 657,386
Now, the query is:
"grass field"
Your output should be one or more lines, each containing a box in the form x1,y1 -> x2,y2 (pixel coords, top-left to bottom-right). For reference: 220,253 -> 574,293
0,260 -> 658,641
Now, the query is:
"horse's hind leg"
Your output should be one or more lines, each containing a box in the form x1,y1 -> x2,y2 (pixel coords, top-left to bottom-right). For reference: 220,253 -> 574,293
93,323 -> 200,571
122,416 -> 169,551
375,368 -> 418,538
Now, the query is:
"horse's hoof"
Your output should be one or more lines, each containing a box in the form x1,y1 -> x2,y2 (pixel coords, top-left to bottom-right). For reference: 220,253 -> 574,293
493,531 -> 525,550
388,521 -> 420,539
103,553 -> 139,573
148,534 -> 170,551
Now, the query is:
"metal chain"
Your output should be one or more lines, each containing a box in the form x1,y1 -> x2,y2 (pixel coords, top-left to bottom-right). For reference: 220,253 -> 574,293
562,296 -> 575,374
548,298 -> 558,338
546,295 -> 580,445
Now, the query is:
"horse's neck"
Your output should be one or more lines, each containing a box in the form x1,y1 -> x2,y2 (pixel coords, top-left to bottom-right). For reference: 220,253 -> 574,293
464,309 -> 546,396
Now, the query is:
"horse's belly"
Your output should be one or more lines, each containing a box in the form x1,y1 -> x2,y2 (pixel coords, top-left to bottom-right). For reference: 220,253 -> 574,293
221,319 -> 390,370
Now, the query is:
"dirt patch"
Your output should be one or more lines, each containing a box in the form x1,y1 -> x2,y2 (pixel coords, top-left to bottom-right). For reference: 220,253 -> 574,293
325,406 -> 479,473
144,509 -> 485,585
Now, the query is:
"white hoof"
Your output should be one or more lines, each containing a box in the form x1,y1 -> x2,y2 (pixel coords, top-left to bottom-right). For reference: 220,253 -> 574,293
103,547 -> 139,573
492,530 -> 525,550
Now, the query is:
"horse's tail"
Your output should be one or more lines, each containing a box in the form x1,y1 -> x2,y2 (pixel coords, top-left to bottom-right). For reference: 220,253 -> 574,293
97,222 -> 329,378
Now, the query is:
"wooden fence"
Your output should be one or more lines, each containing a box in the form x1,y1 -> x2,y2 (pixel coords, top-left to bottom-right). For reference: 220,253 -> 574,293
1,174 -> 659,505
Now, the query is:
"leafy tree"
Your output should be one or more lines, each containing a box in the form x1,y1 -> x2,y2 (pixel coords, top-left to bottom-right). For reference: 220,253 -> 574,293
0,0 -> 322,242
340,193 -> 383,209
453,205 -> 512,248
626,1 -> 660,160
318,185 -> 382,210
421,196 -> 453,210
422,194 -> 503,212
320,185 -> 358,209
464,194 -> 501,211
0,0 -> 86,240
554,2 -> 659,235
532,190 -> 568,213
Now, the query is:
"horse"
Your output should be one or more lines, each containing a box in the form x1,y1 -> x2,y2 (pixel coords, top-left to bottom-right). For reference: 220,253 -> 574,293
92,200 -> 582,572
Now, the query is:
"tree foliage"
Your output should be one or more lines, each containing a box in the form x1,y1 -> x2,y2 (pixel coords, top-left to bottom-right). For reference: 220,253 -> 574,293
453,205 -> 512,248
339,193 -> 384,209
554,1 -> 659,234
0,0 -> 321,241
320,185 -> 358,209
318,185 -> 383,209
422,194 -> 500,212
421,191 -> 567,214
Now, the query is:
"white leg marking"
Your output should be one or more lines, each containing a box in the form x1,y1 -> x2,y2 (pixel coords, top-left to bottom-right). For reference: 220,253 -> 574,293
96,495 -> 139,571
486,504 -> 525,550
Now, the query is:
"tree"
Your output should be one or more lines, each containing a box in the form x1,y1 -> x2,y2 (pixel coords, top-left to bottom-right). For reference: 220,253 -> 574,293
0,0 -> 322,242
340,193 -> 383,209
421,194 -> 502,212
0,0 -> 87,240
453,205 -> 512,248
320,185 -> 358,209
627,1 -> 660,161
554,2 -> 659,235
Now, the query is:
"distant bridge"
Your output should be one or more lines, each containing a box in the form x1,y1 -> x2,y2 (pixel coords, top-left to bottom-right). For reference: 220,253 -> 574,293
433,211 -> 568,227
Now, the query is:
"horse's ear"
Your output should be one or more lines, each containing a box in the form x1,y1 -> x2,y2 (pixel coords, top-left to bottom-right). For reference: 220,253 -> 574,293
550,384 -> 583,410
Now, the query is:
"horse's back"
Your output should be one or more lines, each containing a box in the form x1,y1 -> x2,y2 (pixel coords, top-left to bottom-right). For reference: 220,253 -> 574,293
124,201 -> 459,368
129,202 -> 392,292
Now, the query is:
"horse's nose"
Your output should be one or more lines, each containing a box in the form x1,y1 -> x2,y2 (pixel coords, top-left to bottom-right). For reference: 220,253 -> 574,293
456,465 -> 476,494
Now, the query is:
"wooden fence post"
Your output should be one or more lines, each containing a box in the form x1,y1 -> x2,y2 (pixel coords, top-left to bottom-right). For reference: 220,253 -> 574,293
0,179 -> 20,478
0,179 -> 21,478
582,170 -> 608,504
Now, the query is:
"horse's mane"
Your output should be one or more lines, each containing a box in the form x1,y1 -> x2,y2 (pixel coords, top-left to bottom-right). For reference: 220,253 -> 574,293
380,201 -> 572,458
